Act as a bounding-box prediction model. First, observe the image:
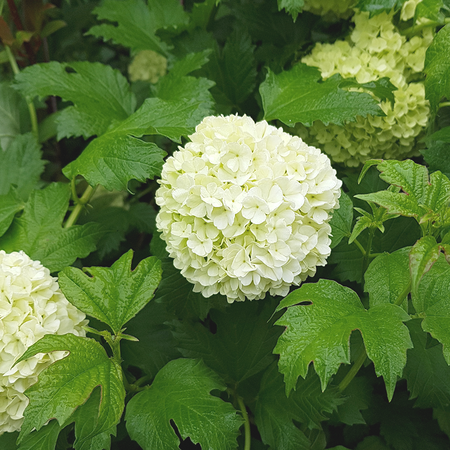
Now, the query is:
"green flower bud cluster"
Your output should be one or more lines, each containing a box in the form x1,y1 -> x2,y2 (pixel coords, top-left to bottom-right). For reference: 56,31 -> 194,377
302,0 -> 354,18
128,50 -> 167,83
297,9 -> 433,166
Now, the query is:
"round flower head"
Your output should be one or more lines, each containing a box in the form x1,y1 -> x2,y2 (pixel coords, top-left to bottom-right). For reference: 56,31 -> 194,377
0,251 -> 87,434
156,115 -> 342,303
128,50 -> 167,83
298,10 -> 432,166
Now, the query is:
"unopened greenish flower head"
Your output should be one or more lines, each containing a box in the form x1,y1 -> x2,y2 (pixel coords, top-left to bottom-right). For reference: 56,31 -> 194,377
299,10 -> 432,166
0,251 -> 87,434
128,50 -> 167,83
156,115 -> 342,303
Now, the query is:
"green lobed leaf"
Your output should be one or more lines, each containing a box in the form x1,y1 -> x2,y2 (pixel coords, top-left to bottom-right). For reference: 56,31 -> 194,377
355,191 -> 422,218
0,82 -> 30,151
338,77 -> 397,106
254,362 -> 343,450
356,0 -> 407,15
17,420 -> 61,450
14,61 -> 136,139
207,28 -> 257,108
409,236 -> 441,302
0,183 -> 104,272
416,255 -> 450,363
63,97 -> 208,191
424,23 -> 450,114
58,250 -> 162,334
125,358 -> 243,450
260,63 -> 384,127
277,0 -> 304,21
173,299 -> 282,385
349,215 -> 373,244
70,387 -> 116,450
148,0 -> 189,30
0,133 -> 45,199
0,432 -> 18,449
404,320 -> 450,409
0,188 -> 24,238
87,0 -> 170,55
423,126 -> 450,178
17,334 -> 125,443
365,248 -> 411,308
333,376 -> 373,426
121,300 -> 181,378
274,279 -> 412,400
153,52 -> 215,107
329,191 -> 353,249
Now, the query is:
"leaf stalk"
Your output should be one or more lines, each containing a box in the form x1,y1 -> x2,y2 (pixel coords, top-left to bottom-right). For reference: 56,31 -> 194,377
237,395 -> 251,450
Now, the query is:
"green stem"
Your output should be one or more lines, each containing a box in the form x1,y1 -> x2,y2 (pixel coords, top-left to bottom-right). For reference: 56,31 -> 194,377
237,396 -> 251,450
394,281 -> 411,307
338,348 -> 367,392
352,238 -> 366,256
362,228 -> 375,279
64,184 -> 96,228
439,101 -> 450,109
5,45 -> 39,139
5,46 -> 39,138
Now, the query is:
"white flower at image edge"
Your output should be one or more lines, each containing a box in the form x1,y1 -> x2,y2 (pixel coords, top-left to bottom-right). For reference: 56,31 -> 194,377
0,251 -> 87,434
156,115 -> 342,303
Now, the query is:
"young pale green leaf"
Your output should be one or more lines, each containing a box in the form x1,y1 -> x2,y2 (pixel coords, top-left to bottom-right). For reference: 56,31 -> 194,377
87,0 -> 169,55
260,63 -> 383,127
409,236 -> 441,301
63,97 -> 208,191
365,248 -> 411,308
274,280 -> 412,400
425,24 -> 450,114
59,250 -> 162,334
17,334 -> 125,442
173,299 -> 282,384
0,82 -> 30,151
17,420 -> 61,450
0,183 -> 103,272
416,255 -> 450,363
355,191 -> 422,218
423,126 -> 450,178
349,215 -> 373,244
254,362 -> 342,450
277,0 -> 304,21
0,189 -> 24,238
125,358 -> 243,450
404,320 -> 450,409
14,62 -> 136,139
416,0 -> 444,21
0,133 -> 45,199
329,191 -> 353,249
355,0 -> 406,15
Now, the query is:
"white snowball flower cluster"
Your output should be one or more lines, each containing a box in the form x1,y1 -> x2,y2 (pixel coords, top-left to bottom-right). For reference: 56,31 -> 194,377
0,251 -> 87,434
156,115 -> 342,303
297,9 -> 432,166
128,50 -> 167,83
302,0 -> 354,18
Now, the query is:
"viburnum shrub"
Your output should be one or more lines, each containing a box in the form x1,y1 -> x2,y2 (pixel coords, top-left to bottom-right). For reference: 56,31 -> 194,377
1,0 -> 450,449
